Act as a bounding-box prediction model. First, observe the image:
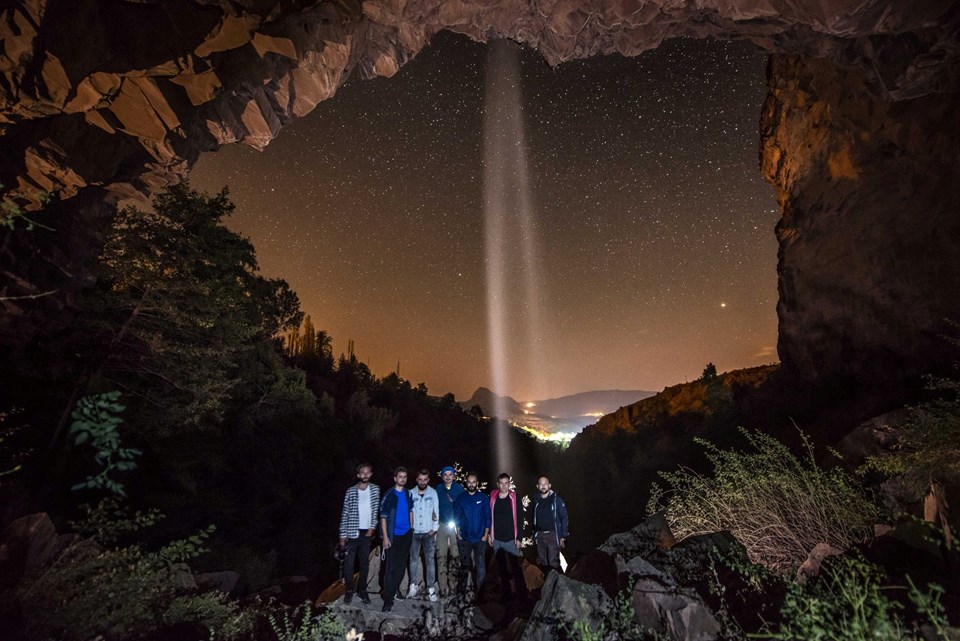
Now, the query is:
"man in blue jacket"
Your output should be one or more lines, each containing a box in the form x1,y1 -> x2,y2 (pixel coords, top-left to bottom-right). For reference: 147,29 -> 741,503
379,467 -> 414,612
453,471 -> 490,597
532,475 -> 569,574
435,465 -> 464,597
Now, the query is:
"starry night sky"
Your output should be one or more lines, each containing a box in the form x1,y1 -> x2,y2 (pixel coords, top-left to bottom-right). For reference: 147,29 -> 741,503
190,32 -> 780,402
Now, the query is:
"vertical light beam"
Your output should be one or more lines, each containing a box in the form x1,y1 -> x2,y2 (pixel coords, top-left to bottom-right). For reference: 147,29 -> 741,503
483,39 -> 548,476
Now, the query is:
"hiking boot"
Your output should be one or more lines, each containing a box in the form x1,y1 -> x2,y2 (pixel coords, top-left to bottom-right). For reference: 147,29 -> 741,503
428,587 -> 438,602
395,590 -> 405,600
407,584 -> 418,599
382,602 -> 393,613
343,593 -> 353,605
359,593 -> 371,605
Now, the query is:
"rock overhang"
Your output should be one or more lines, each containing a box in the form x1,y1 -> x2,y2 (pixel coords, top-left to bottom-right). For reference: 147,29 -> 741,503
1,0 -> 956,208
1,0 -> 959,397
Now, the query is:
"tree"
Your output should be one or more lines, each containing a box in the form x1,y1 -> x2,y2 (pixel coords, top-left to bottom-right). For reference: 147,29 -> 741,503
700,363 -> 718,382
72,183 -> 303,438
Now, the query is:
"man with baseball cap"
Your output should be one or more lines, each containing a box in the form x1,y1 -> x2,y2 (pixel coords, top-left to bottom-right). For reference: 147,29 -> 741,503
435,465 -> 465,597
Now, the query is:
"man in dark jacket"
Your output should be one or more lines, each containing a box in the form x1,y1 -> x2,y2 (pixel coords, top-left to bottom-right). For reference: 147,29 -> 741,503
453,471 -> 490,596
532,475 -> 569,574
379,467 -> 414,612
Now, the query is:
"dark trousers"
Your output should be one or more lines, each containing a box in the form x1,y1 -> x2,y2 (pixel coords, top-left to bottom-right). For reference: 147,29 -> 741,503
535,530 -> 562,572
382,530 -> 412,606
493,539 -> 525,599
457,539 -> 487,593
342,531 -> 373,596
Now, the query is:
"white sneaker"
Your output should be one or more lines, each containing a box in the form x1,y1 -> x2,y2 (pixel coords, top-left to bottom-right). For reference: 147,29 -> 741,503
407,584 -> 418,599
428,587 -> 438,602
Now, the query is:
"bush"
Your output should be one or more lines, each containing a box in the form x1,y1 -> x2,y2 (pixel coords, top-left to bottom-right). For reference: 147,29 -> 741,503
648,428 -> 877,572
767,555 -> 949,641
18,503 -> 245,641
266,602 -> 347,641
862,376 -> 960,496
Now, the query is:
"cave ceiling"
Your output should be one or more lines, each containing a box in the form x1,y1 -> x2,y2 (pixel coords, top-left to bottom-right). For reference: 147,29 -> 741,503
2,0 -> 959,396
0,0 -> 957,208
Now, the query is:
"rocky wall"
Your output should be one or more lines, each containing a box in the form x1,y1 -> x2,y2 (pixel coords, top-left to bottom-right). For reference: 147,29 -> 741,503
761,53 -> 960,391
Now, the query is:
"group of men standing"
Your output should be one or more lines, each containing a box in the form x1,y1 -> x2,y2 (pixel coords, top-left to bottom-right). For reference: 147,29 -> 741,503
338,463 -> 570,612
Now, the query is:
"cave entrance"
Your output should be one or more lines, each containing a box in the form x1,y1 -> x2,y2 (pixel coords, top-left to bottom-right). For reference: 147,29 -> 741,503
189,32 -> 781,408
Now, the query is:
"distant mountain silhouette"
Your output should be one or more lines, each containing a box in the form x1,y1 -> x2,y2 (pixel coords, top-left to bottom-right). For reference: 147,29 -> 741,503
462,387 -> 524,416
461,387 -> 655,436
531,389 -> 656,420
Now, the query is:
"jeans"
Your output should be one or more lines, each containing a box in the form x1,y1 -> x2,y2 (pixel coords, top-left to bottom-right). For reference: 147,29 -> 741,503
382,530 -> 413,607
342,530 -> 372,596
457,539 -> 487,594
436,523 -> 459,595
409,532 -> 437,589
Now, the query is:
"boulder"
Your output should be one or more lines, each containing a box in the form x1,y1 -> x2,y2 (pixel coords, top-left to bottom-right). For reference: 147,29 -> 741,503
519,571 -> 612,641
277,575 -> 311,605
656,531 -> 746,585
599,512 -> 675,560
193,570 -> 240,594
796,543 -> 843,582
159,563 -> 198,591
521,558 -> 545,592
316,578 -> 347,605
0,513 -> 59,588
566,549 -> 623,598
334,592 -> 449,638
630,573 -> 720,641
473,601 -> 508,632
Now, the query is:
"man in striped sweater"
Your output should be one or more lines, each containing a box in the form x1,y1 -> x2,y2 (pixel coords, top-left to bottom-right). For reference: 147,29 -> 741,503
338,462 -> 381,605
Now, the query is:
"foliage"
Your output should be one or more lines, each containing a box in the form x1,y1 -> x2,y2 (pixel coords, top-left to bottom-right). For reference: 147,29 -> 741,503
18,513 -> 232,641
701,363 -> 718,381
764,555 -> 950,641
344,388 -> 398,440
560,582 -> 653,641
266,602 -> 347,641
284,315 -> 333,360
165,591 -> 254,638
79,182 -> 303,436
0,407 -> 30,480
69,498 -> 164,546
1,182 -> 52,230
862,375 -> 960,497
648,428 -> 877,572
68,391 -> 141,496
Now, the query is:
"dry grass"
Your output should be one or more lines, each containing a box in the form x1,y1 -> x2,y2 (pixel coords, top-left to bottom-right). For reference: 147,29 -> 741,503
648,428 -> 877,572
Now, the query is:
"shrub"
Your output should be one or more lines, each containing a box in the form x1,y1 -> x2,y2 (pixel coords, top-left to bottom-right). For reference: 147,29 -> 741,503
559,579 -> 654,641
266,602 -> 347,641
69,391 -> 141,497
767,555 -> 949,641
18,503 -> 239,641
862,376 -> 960,497
648,428 -> 877,572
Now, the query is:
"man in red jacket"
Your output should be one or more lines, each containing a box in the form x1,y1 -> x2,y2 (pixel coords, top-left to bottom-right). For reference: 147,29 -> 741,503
489,473 -> 525,603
